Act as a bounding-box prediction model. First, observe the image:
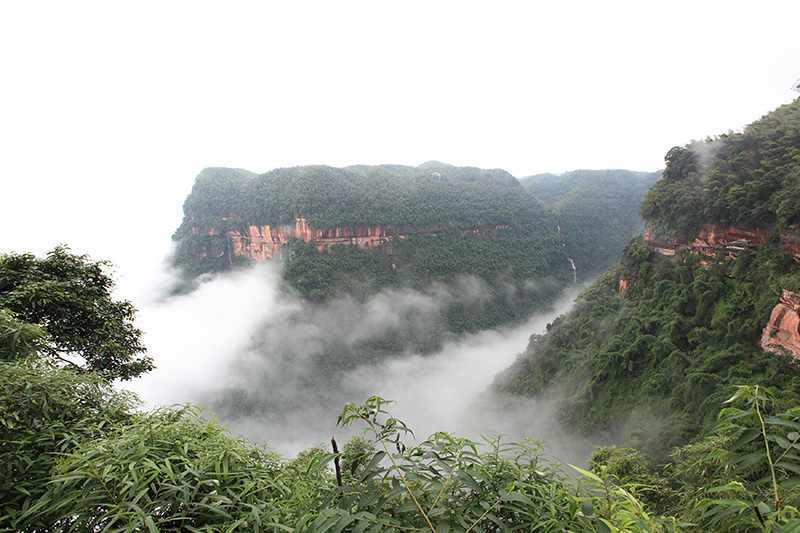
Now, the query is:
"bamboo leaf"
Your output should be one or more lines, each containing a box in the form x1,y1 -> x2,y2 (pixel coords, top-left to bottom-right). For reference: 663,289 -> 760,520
144,514 -> 159,533
730,427 -> 761,451
774,461 -> 800,476
456,469 -> 482,494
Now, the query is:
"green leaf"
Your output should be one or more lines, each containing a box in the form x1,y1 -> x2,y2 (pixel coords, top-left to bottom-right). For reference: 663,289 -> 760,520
502,492 -> 534,506
581,499 -> 594,517
596,518 -> 612,533
456,469 -> 482,494
729,452 -> 764,471
730,427 -> 761,451
774,461 -> 800,476
144,514 -> 159,533
766,417 -> 800,431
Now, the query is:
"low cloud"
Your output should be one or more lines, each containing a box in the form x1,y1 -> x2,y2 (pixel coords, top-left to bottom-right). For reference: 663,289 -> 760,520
126,262 -> 593,462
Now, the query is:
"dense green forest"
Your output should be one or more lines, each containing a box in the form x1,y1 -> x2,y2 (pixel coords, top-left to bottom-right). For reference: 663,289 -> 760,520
521,170 -> 661,277
172,163 -> 572,341
497,99 -> 800,456
172,162 -> 661,340
640,98 -> 800,239
175,162 -> 548,233
5,99 -> 800,530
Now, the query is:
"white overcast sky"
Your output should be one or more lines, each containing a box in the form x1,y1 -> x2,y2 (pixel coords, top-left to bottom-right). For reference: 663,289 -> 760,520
1,1 -> 799,298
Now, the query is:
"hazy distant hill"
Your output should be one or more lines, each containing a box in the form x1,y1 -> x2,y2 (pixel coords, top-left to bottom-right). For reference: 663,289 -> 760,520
521,169 -> 661,278
496,99 -> 800,455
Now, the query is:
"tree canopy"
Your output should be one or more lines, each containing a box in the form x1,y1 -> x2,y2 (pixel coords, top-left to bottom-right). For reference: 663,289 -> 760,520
641,98 -> 800,238
174,162 -> 547,235
521,169 -> 661,277
0,246 -> 152,380
497,98 -> 800,455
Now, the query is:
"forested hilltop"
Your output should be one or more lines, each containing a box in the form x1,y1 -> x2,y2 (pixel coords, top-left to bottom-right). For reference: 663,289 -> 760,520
172,163 -> 660,338
172,162 -> 574,339
641,98 -> 800,238
496,98 -> 800,455
521,169 -> 661,277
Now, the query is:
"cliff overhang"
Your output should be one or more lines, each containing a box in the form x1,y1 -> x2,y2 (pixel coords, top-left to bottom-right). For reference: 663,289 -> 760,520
644,224 -> 800,261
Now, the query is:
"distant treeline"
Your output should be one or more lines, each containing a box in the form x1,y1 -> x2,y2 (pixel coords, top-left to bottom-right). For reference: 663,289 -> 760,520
175,162 -> 550,234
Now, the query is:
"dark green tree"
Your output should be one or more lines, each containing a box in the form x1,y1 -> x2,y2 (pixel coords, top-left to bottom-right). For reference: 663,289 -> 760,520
0,246 -> 153,380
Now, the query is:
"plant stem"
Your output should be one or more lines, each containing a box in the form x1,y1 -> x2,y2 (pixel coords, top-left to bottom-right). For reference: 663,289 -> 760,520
362,415 -> 437,533
754,388 -> 780,509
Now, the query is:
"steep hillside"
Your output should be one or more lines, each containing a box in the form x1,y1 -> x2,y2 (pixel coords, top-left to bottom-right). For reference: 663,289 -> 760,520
640,98 -> 800,238
172,162 -> 571,337
521,169 -> 661,278
495,99 -> 800,455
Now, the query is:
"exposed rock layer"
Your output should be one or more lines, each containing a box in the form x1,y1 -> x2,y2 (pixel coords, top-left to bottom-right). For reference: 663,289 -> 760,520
760,290 -> 800,360
643,223 -> 800,361
645,223 -> 800,261
193,218 -> 511,261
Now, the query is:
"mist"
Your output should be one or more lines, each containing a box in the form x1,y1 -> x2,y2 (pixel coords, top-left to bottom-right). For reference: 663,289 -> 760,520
126,260 -> 594,462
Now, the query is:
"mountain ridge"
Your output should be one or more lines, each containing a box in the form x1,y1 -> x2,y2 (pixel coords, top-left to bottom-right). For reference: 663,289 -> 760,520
495,98 -> 800,454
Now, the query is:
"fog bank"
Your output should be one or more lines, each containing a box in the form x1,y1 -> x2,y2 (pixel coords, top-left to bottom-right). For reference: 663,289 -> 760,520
126,262 -> 592,461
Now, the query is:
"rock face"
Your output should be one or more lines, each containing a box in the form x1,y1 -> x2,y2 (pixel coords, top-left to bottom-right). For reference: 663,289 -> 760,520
760,290 -> 800,361
693,224 -> 771,249
645,224 -> 800,261
222,219 -> 394,261
195,218 -> 511,262
643,224 -> 800,361
618,276 -> 630,294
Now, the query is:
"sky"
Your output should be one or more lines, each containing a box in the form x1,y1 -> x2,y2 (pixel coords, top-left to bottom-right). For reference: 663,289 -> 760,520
2,1 -> 798,282
1,2 -> 799,454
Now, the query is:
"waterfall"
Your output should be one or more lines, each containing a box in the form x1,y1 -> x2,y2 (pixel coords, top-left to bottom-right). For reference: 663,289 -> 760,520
557,219 -> 575,281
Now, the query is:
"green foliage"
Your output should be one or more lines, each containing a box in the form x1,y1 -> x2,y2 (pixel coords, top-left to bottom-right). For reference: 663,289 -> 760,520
0,246 -> 153,380
5,366 -> 800,532
174,163 -> 551,244
681,386 -> 800,531
522,169 -> 661,277
340,435 -> 376,482
568,463 -> 687,532
495,239 -> 800,454
316,397 -> 588,531
173,163 -> 573,343
171,164 -> 568,294
642,98 -> 800,238
175,167 -> 257,234
0,359 -> 137,531
23,407 -> 293,532
283,240 -> 398,302
0,309 -> 47,361
299,396 -> 688,532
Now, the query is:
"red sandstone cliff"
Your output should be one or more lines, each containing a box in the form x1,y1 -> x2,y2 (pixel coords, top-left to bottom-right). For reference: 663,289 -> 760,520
193,218 -> 511,261
643,224 -> 800,361
644,224 -> 800,261
760,290 -> 800,361
224,219 -> 393,261
618,276 -> 630,295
